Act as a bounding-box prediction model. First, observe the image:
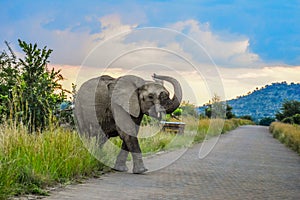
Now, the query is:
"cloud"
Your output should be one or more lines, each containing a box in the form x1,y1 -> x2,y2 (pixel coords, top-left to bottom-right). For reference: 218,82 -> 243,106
2,14 -> 268,71
96,14 -> 138,40
219,66 -> 300,100
40,16 -> 263,72
4,11 -> 299,105
54,63 -> 300,106
169,19 -> 262,68
43,15 -> 300,106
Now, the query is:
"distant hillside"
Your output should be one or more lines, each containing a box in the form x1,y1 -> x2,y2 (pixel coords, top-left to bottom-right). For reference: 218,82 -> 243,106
198,82 -> 300,123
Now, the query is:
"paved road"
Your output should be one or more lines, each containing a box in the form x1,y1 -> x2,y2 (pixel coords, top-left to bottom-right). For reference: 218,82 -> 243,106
45,126 -> 300,200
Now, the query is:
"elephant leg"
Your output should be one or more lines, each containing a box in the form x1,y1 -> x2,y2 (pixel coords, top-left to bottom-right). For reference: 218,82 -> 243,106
120,134 -> 148,174
113,106 -> 147,174
114,142 -> 129,172
132,151 -> 148,174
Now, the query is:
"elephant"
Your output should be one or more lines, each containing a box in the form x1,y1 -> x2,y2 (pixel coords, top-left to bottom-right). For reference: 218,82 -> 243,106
74,74 -> 182,174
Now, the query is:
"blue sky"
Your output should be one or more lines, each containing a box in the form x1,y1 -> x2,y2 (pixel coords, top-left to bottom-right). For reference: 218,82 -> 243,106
1,0 -> 299,103
1,0 -> 299,65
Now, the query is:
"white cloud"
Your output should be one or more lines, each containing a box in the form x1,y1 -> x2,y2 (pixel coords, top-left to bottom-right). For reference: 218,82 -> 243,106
169,19 -> 261,68
219,66 -> 300,100
34,16 -> 262,72
11,14 -> 300,105
95,14 -> 138,40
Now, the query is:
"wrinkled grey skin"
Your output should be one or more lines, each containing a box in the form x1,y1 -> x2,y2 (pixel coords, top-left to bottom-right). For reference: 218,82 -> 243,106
74,74 -> 182,174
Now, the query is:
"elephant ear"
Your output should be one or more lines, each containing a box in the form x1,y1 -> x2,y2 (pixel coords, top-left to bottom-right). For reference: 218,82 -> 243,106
111,75 -> 145,118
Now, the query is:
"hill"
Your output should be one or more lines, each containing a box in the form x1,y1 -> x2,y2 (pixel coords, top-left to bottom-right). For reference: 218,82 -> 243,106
198,82 -> 300,123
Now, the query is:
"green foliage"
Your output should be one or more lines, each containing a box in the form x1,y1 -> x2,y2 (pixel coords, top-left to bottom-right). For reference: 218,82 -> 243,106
276,100 -> 300,125
0,117 -> 253,198
204,94 -> 225,119
259,117 -> 275,126
0,124 -> 104,199
0,42 -> 20,121
239,115 -> 253,121
226,104 -> 235,119
141,115 -> 153,126
180,101 -> 197,117
204,95 -> 234,119
0,40 -> 66,132
281,114 -> 300,125
173,108 -> 182,117
56,83 -> 77,127
293,114 -> 300,124
141,107 -> 184,126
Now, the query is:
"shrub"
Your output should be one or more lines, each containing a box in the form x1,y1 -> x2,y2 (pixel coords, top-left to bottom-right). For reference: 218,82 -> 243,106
239,115 -> 253,121
0,40 -> 66,132
292,114 -> 300,125
270,122 -> 300,154
282,117 -> 294,124
276,100 -> 300,122
259,117 -> 276,126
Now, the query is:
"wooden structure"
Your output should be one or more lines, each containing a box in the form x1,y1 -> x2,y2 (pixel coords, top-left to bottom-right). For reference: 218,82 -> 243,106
161,121 -> 186,134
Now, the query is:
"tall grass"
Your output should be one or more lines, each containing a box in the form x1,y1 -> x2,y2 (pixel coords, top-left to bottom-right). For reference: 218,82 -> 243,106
138,117 -> 254,155
0,124 -> 104,199
0,118 -> 253,199
269,122 -> 300,154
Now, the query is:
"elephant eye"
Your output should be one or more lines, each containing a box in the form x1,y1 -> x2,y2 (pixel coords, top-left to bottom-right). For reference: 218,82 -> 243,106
148,93 -> 154,99
159,92 -> 169,100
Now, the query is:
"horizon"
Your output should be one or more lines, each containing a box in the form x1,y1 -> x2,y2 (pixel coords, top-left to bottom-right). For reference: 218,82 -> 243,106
1,0 -> 299,105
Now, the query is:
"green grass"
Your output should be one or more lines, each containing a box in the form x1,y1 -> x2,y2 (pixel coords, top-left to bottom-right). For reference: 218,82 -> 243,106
0,118 -> 253,199
269,122 -> 300,154
0,124 -> 104,199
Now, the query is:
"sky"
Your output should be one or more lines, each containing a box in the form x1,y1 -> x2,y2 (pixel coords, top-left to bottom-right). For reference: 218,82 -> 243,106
1,0 -> 299,105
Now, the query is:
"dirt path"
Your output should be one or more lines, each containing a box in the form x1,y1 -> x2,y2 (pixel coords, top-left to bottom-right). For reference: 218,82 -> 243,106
44,126 -> 300,199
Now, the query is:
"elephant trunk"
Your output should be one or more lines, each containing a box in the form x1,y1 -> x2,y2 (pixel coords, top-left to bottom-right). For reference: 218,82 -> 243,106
153,74 -> 182,114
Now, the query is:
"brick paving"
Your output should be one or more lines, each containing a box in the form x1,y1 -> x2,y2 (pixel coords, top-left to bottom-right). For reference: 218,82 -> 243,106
45,126 -> 300,199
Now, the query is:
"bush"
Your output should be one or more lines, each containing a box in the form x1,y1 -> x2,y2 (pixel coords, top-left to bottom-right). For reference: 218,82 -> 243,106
270,122 -> 300,154
239,115 -> 253,121
282,117 -> 294,124
282,114 -> 300,125
180,101 -> 198,117
292,114 -> 300,125
276,100 -> 300,122
0,40 -> 66,132
259,117 -> 276,126
173,108 -> 182,117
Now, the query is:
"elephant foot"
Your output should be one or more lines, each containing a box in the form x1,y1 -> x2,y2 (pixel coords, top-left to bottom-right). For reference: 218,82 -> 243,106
113,164 -> 129,172
133,166 -> 148,174
132,154 -> 148,174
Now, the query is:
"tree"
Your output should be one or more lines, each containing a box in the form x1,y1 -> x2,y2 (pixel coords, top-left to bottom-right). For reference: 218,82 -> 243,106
259,117 -> 275,126
276,100 -> 300,124
205,94 -> 226,119
0,41 -> 20,119
180,101 -> 198,117
239,115 -> 253,121
226,104 -> 235,119
0,40 -> 66,132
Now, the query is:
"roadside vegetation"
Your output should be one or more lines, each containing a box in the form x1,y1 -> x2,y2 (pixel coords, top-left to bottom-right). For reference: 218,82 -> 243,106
0,117 -> 253,199
0,40 -> 254,199
270,122 -> 300,154
0,124 -> 104,200
269,100 -> 300,154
